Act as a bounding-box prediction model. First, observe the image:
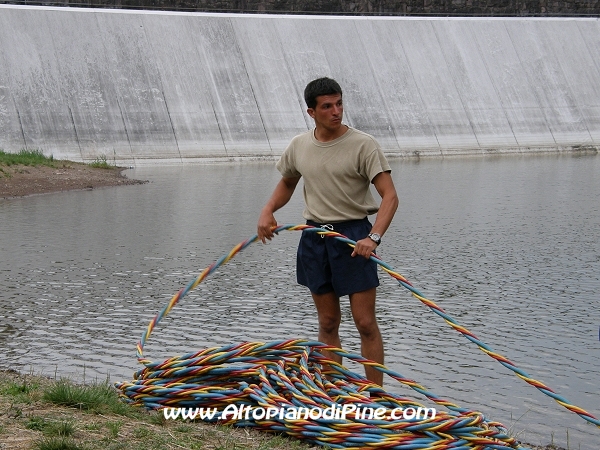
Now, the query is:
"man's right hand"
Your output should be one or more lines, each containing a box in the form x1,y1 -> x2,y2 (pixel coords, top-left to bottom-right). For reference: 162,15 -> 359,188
257,209 -> 278,243
256,176 -> 300,244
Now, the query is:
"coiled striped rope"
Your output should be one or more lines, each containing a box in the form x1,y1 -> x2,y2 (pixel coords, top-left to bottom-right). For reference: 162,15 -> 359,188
116,224 -> 599,449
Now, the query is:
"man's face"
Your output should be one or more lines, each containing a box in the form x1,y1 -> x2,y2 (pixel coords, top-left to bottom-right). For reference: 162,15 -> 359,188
307,93 -> 344,132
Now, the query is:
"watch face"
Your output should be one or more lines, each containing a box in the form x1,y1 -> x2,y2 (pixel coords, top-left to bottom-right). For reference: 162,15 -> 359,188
369,233 -> 381,243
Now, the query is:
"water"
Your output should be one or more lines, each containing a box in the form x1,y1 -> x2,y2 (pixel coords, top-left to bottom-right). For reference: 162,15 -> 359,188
1,154 -> 598,448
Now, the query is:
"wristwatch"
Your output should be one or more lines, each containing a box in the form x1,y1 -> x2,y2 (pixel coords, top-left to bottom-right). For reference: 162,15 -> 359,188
368,233 -> 381,246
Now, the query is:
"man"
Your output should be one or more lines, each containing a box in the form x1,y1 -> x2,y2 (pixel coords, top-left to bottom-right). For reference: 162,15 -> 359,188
257,77 -> 398,386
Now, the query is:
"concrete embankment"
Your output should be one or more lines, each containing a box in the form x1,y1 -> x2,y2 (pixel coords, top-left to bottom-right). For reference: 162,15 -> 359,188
1,5 -> 599,165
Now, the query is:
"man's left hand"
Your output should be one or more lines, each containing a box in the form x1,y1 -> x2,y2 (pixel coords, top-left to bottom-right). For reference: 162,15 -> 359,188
351,237 -> 378,259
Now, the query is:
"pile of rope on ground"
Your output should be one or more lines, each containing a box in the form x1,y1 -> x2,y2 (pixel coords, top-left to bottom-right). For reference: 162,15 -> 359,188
115,224 -> 600,449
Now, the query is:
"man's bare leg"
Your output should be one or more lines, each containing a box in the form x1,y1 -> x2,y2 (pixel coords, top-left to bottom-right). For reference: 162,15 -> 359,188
349,287 -> 384,386
311,291 -> 342,366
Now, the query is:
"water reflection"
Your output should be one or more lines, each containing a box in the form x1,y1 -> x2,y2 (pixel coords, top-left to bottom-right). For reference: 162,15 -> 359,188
0,155 -> 598,448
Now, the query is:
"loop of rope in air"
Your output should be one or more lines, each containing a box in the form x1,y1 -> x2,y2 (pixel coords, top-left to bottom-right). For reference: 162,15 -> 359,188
116,224 -> 599,450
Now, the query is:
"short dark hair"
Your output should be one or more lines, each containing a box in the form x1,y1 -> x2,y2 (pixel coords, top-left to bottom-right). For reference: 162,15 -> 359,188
304,77 -> 343,109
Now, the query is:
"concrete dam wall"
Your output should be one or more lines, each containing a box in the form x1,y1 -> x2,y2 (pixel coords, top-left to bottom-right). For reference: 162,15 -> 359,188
1,6 -> 599,165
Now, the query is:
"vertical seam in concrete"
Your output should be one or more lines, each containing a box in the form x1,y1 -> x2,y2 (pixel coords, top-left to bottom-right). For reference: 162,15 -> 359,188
188,17 -> 228,158
2,26 -> 27,151
13,99 -> 28,150
141,17 -> 182,163
116,96 -> 135,165
431,22 -> 481,151
157,85 -> 182,163
393,23 -> 442,155
210,101 -> 228,159
576,22 -> 600,144
232,20 -> 273,157
504,21 -> 557,147
247,80 -> 273,157
94,11 -> 136,165
273,21 -> 310,132
538,20 -> 593,145
68,105 -> 84,162
45,9 -> 80,160
562,21 -> 597,144
471,26 -> 520,148
355,20 -> 400,152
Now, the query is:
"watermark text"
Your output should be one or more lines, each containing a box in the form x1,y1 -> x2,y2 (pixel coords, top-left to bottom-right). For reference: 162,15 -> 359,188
163,404 -> 436,421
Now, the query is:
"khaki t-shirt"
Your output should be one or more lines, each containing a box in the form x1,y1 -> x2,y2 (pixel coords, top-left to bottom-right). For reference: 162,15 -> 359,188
276,127 -> 391,223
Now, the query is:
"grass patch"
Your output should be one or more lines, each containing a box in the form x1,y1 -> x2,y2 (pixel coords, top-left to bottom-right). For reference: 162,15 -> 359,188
43,380 -> 130,416
0,378 -> 41,405
1,379 -> 38,398
88,155 -> 113,169
26,416 -> 48,431
47,420 -> 77,437
0,149 -> 55,167
105,420 -> 122,438
26,416 -> 76,437
0,149 -> 115,170
33,437 -> 84,450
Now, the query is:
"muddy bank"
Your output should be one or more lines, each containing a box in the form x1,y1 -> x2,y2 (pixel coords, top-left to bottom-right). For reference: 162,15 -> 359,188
0,163 -> 147,199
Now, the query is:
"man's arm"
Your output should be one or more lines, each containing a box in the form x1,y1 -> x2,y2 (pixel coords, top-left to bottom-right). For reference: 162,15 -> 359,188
351,171 -> 398,258
257,176 -> 301,243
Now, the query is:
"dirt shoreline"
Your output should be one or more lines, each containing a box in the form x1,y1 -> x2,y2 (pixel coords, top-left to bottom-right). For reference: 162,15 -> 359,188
0,162 -> 147,199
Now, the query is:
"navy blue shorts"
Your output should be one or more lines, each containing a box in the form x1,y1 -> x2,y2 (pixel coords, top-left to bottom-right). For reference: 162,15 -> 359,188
297,218 -> 379,297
